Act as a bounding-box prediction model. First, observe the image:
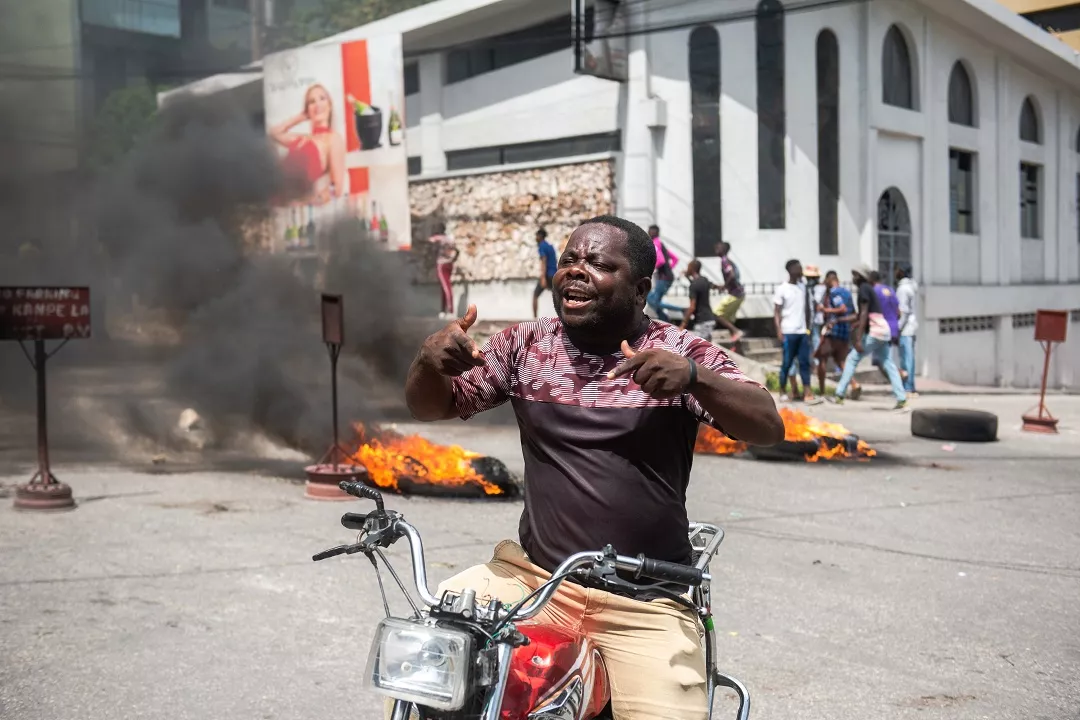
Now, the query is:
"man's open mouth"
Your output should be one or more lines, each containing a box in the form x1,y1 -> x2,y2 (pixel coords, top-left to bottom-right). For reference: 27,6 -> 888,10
561,287 -> 594,310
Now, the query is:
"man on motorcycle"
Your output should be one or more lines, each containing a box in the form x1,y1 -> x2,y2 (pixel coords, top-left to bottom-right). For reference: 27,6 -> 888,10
405,215 -> 783,720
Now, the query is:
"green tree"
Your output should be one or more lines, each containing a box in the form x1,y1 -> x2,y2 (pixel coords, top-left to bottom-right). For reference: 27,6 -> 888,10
86,81 -> 159,169
274,0 -> 438,48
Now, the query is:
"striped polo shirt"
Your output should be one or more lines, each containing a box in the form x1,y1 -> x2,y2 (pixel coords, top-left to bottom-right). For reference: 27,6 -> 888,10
452,316 -> 759,572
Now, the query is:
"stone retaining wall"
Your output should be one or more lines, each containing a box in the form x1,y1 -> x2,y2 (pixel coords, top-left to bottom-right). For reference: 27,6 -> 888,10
409,159 -> 616,282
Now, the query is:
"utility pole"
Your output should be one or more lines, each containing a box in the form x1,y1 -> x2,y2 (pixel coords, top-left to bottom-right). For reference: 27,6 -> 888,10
250,0 -> 263,62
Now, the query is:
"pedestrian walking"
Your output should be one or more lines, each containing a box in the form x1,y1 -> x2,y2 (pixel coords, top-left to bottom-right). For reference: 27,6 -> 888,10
679,259 -> 716,340
895,264 -> 919,396
832,265 -> 907,410
646,224 -> 681,321
712,242 -> 745,344
869,270 -> 902,382
431,223 -> 458,319
773,259 -> 819,404
814,270 -> 860,398
532,228 -> 558,318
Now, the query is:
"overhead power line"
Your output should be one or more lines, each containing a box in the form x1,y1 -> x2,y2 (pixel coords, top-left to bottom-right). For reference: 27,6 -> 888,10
0,0 -> 871,82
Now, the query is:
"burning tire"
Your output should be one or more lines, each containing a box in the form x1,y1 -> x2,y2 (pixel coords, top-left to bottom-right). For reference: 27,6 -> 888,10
911,408 -> 998,443
747,439 -> 822,462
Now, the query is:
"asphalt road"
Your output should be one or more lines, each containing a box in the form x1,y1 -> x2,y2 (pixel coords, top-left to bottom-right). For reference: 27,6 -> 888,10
1,395 -> 1079,720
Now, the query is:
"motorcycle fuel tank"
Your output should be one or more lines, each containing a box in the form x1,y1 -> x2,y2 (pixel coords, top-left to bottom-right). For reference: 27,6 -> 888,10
498,622 -> 610,720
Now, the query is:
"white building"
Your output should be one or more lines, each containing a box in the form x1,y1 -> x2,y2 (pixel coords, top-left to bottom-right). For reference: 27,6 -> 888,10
168,0 -> 1080,389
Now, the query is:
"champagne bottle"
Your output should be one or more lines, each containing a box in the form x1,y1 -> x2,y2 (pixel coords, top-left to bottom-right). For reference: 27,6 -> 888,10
347,93 -> 370,115
370,201 -> 380,238
306,204 -> 316,242
388,106 -> 403,146
379,211 -> 389,243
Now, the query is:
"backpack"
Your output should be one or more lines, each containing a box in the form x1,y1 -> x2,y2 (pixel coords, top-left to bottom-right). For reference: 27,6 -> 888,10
656,243 -> 674,282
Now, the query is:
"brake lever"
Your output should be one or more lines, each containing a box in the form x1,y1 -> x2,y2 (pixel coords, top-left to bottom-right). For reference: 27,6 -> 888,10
312,542 -> 368,562
313,544 -> 352,562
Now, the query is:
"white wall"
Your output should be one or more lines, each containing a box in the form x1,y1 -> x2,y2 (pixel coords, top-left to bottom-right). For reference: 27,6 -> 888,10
439,49 -> 619,151
642,0 -> 868,290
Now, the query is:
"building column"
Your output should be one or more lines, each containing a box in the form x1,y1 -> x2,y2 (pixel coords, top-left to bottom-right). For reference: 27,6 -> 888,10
615,4 -> 656,230
995,314 -> 1014,387
418,53 -> 445,174
994,58 -> 1012,287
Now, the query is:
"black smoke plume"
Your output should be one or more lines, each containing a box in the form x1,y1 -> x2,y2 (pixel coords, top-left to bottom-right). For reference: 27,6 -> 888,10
0,91 -> 431,464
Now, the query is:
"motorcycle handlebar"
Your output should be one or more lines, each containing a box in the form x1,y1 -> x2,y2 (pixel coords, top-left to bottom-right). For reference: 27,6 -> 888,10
511,552 -> 711,622
340,501 -> 710,620
633,555 -> 705,586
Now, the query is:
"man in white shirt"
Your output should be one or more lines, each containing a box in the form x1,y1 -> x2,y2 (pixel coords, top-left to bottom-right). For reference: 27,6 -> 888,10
895,264 -> 918,396
772,259 -> 819,403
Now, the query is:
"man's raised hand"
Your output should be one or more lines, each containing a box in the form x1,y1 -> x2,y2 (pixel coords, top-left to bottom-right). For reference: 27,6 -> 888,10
607,340 -> 692,399
419,304 -> 486,377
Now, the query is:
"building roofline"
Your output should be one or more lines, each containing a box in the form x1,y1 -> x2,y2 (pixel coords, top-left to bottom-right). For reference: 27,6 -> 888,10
913,0 -> 1080,90
159,0 -> 507,104
162,0 -> 1080,105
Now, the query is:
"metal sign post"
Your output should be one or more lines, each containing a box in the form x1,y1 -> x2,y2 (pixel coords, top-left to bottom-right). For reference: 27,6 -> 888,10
1022,309 -> 1068,434
303,294 -> 369,500
0,287 -> 92,510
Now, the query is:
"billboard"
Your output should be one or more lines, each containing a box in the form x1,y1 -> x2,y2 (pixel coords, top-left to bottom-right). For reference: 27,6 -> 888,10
263,34 -> 410,254
0,287 -> 91,341
572,0 -> 628,82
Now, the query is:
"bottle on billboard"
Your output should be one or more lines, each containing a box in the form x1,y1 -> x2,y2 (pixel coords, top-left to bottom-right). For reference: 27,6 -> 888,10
370,201 -> 380,239
388,106 -> 403,146
306,204 -> 316,242
379,211 -> 389,244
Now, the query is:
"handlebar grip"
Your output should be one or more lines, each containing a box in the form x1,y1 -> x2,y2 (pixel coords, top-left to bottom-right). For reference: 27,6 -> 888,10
339,481 -> 384,510
341,512 -> 368,531
636,556 -> 705,586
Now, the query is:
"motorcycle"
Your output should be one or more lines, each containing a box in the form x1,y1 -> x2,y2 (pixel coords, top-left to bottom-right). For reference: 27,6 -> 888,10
314,481 -> 751,720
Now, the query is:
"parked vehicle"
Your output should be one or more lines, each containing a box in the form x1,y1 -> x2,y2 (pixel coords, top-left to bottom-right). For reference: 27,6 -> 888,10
314,481 -> 750,720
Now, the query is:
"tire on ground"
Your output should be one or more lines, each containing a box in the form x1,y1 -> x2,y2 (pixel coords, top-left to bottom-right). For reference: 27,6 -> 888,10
910,408 -> 998,443
748,439 -> 822,462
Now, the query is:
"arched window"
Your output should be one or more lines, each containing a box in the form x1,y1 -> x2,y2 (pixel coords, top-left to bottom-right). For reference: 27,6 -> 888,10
756,0 -> 785,229
882,25 -> 915,109
947,62 -> 975,126
1020,97 -> 1041,144
689,25 -> 721,255
816,29 -> 840,255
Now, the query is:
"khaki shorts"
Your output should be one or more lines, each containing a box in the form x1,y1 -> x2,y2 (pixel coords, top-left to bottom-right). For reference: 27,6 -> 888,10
438,540 -> 709,720
715,294 -> 744,322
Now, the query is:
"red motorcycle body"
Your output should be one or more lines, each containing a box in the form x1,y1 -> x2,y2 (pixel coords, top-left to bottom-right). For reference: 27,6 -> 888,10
498,622 -> 610,720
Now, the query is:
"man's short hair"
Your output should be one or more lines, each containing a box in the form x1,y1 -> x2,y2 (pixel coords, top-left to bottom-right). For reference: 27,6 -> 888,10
825,269 -> 838,279
581,215 -> 656,280
687,259 -> 702,274
536,228 -> 548,239
717,241 -> 731,255
868,270 -> 882,283
785,258 -> 800,273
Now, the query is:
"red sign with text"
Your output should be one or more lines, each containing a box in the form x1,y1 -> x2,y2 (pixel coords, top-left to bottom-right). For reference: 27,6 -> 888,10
0,287 -> 91,341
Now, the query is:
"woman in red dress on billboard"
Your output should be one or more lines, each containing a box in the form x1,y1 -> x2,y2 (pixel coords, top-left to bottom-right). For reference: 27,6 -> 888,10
270,84 -> 346,206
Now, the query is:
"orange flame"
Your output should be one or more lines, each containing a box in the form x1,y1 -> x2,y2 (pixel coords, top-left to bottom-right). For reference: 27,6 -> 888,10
695,408 -> 876,461
348,423 -> 504,495
694,427 -> 748,455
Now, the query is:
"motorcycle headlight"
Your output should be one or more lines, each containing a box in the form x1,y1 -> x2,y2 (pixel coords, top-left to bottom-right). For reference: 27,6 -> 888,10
365,618 -> 472,711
